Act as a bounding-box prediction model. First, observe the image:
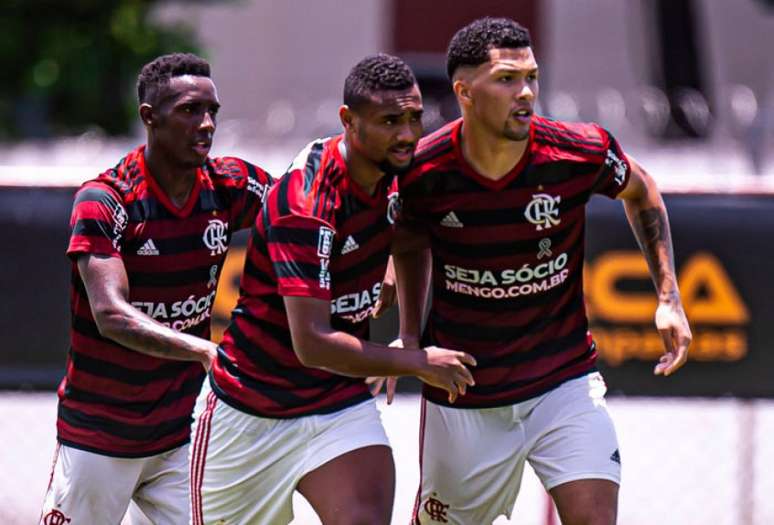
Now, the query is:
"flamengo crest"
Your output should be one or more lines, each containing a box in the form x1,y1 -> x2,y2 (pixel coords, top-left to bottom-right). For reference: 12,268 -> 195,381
203,219 -> 229,255
524,193 -> 561,231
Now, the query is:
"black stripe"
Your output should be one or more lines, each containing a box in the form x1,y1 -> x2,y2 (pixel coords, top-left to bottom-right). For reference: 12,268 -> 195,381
471,343 -> 594,394
428,294 -> 584,342
275,174 -> 292,218
71,218 -> 114,238
128,263 -> 224,287
521,160 -> 600,187
59,404 -> 192,442
70,350 -> 195,385
333,247 -> 390,285
534,136 -> 604,157
533,120 -> 604,147
303,141 -> 325,194
434,221 -> 579,259
270,224 -> 319,246
63,375 -> 203,414
273,260 -> 319,280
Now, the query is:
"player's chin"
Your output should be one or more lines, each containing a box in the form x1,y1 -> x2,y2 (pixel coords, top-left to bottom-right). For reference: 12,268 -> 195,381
503,124 -> 530,142
384,154 -> 415,174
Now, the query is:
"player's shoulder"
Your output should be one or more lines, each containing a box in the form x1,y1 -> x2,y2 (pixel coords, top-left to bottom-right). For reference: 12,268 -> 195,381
271,136 -> 343,221
414,119 -> 458,164
531,115 -> 611,162
207,156 -> 272,189
80,146 -> 146,205
403,120 -> 460,190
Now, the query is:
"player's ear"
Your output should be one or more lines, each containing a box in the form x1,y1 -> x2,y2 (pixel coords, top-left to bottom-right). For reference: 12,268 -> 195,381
453,78 -> 472,108
339,105 -> 355,132
139,103 -> 155,128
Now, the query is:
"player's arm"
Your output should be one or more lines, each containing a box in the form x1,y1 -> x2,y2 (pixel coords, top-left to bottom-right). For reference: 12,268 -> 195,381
77,254 -> 217,369
392,227 -> 432,347
617,155 -> 692,375
284,295 -> 475,403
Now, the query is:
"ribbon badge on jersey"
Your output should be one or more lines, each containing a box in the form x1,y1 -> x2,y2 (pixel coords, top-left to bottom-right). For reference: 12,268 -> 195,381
208,264 -> 218,288
524,193 -> 561,231
386,191 -> 401,225
537,238 -> 553,260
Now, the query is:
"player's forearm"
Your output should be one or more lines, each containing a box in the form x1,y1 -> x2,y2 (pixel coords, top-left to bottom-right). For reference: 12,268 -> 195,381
395,247 -> 432,344
623,185 -> 679,303
293,329 -> 428,378
96,303 -> 214,365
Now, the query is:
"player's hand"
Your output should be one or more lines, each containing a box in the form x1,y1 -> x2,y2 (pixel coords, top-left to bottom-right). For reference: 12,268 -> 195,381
372,259 -> 397,319
367,338 -> 406,404
200,342 -> 218,371
653,299 -> 692,376
419,346 -> 476,404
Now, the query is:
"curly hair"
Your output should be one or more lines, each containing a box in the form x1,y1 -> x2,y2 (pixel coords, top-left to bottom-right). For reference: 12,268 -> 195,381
136,53 -> 211,104
343,53 -> 417,110
446,17 -> 532,80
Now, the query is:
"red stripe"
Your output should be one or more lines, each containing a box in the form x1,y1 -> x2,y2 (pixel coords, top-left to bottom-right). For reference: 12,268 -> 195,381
411,397 -> 427,524
190,391 -> 217,525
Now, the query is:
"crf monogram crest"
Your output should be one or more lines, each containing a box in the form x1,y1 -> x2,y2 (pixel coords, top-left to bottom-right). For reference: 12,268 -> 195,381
42,509 -> 71,525
424,496 -> 450,522
386,191 -> 401,225
203,219 -> 229,256
524,193 -> 561,231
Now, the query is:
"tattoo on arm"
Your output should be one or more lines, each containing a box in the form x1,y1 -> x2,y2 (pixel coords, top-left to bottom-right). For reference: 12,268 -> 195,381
631,206 -> 678,300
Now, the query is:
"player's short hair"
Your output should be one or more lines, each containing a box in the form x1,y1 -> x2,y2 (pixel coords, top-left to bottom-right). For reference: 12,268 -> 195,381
343,53 -> 417,110
137,53 -> 211,104
446,17 -> 532,80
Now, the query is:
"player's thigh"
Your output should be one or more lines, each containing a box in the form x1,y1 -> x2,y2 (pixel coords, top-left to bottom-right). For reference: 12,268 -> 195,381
40,443 -> 143,525
297,399 -> 393,525
297,445 -> 394,525
132,444 -> 190,525
526,373 -> 620,517
550,478 -> 618,525
190,382 -> 304,525
415,399 -> 527,525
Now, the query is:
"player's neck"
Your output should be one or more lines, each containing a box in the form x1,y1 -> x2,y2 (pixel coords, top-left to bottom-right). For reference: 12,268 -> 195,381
342,138 -> 382,196
144,145 -> 198,208
460,120 -> 528,181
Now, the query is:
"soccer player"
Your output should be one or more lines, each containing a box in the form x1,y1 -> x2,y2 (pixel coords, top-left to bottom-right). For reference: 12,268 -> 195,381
392,18 -> 693,525
39,53 -> 272,525
189,54 -> 475,525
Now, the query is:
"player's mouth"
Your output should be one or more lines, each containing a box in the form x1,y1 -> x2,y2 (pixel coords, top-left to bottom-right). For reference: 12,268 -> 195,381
388,144 -> 414,164
192,139 -> 212,156
511,107 -> 533,125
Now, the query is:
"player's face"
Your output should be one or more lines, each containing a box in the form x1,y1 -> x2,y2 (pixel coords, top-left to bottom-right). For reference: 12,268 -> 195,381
350,84 -> 424,173
152,75 -> 220,168
466,47 -> 538,142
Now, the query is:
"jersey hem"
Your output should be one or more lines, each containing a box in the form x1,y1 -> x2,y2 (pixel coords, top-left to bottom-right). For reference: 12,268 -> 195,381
56,436 -> 189,459
423,367 -> 598,409
210,376 -> 373,420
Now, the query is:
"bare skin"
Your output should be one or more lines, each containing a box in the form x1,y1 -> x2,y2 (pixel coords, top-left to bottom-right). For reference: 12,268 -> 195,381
297,446 -> 395,525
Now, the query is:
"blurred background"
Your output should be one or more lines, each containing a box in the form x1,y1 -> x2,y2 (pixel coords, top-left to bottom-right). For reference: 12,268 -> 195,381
1,0 -> 773,523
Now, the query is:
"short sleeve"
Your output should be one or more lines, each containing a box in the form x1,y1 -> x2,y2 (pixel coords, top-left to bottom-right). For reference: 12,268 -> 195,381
215,157 -> 273,231
267,214 -> 336,300
66,183 -> 128,259
591,127 -> 631,199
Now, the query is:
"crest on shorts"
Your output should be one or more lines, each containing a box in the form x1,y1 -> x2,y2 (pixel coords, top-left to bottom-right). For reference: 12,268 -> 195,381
423,494 -> 450,523
42,508 -> 72,525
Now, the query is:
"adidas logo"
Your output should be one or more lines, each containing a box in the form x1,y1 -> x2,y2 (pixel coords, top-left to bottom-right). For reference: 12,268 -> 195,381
341,235 -> 359,255
137,239 -> 159,256
440,211 -> 463,228
610,449 -> 621,465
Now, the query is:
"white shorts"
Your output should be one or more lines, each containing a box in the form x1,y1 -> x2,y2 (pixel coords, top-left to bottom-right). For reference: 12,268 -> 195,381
189,379 -> 391,525
40,442 -> 190,525
415,372 -> 621,525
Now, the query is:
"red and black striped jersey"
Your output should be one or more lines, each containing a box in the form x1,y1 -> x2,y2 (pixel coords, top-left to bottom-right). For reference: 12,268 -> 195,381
211,135 -> 400,418
61,145 -> 272,457
402,116 -> 630,408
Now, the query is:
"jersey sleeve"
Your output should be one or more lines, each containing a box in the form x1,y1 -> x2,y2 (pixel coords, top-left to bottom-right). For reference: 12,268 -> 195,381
66,182 -> 128,259
590,126 -> 631,199
213,157 -> 274,231
267,214 -> 336,300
